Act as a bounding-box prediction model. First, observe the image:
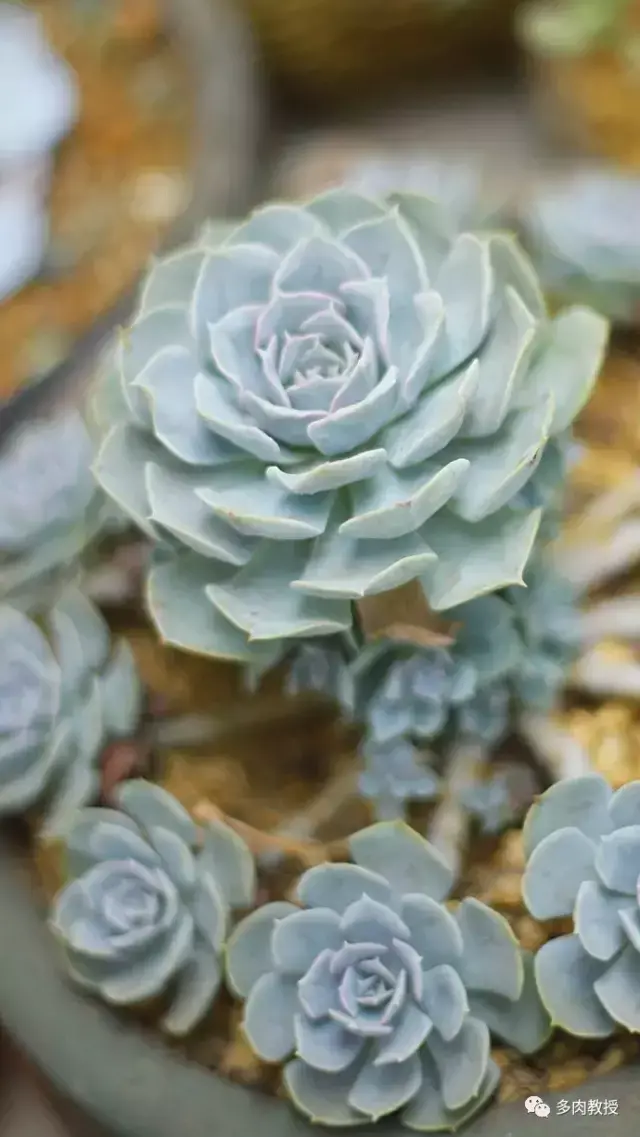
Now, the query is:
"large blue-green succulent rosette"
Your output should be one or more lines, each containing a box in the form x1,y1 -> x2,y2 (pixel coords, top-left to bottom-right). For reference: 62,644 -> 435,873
226,822 -> 551,1129
93,189 -> 607,664
522,774 -> 640,1038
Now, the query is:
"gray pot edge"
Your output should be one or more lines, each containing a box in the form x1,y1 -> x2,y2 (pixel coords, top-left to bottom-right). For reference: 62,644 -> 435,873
0,836 -> 638,1137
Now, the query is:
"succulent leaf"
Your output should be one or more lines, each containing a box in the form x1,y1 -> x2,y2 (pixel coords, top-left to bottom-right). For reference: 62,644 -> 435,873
0,410 -> 123,608
51,779 -> 256,1034
522,774 -> 640,1038
226,821 -> 549,1128
345,552 -> 580,821
522,171 -> 640,327
90,190 -> 605,658
0,588 -> 143,831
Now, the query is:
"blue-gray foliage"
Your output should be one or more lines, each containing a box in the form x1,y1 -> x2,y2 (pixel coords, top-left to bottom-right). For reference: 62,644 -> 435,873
92,188 -> 607,664
226,821 -> 550,1128
0,409 -> 121,609
0,586 -> 142,834
522,773 -> 640,1037
520,169 -> 640,326
50,778 -> 256,1036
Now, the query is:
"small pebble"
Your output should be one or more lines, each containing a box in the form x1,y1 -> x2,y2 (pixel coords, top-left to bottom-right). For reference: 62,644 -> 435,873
128,170 -> 188,223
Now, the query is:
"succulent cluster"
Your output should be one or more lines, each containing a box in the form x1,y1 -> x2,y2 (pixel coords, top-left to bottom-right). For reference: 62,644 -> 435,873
520,170 -> 640,326
51,779 -> 256,1035
0,409 -> 122,610
0,585 -> 141,834
0,2 -> 78,300
227,822 -> 551,1127
10,177 -> 613,1132
283,554 -> 581,821
92,187 -> 607,665
522,774 -> 640,1037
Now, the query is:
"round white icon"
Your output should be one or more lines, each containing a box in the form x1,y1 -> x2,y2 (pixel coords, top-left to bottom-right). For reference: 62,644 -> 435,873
525,1097 -> 544,1114
535,1103 -> 551,1118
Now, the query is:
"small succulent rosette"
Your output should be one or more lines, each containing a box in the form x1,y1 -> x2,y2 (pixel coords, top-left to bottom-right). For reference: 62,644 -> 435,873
226,822 -> 551,1129
351,639 -> 502,822
0,585 -> 142,834
519,169 -> 640,326
458,770 -> 519,836
50,780 -> 256,1036
0,2 -> 78,300
93,187 -> 608,665
284,636 -> 355,705
342,554 -> 580,821
0,408 -> 122,610
522,773 -> 640,1037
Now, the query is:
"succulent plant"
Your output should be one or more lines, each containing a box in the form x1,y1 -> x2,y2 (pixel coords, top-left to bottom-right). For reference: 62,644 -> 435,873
458,770 -> 519,834
50,779 -> 256,1035
93,188 -> 607,663
506,553 -> 581,712
522,773 -> 640,1037
284,637 -> 354,704
0,585 -> 142,835
0,2 -> 78,300
0,409 -> 123,610
350,553 -> 580,819
342,154 -> 507,233
520,170 -> 640,326
359,740 -> 441,822
226,821 -> 551,1128
351,632 -> 509,820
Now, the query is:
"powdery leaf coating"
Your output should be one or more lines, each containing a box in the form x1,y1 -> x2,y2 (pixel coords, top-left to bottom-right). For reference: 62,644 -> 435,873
226,821 -> 550,1128
522,774 -> 640,1037
92,189 -> 607,662
0,586 -> 143,834
50,779 -> 256,1036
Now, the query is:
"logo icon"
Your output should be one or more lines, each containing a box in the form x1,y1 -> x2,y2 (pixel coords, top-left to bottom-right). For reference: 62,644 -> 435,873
525,1096 -> 551,1118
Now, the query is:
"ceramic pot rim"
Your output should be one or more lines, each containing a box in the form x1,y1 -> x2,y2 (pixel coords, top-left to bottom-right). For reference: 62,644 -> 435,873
0,831 -> 637,1137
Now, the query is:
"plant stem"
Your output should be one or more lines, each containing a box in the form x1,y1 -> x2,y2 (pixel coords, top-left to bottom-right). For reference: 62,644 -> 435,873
426,741 -> 484,880
150,696 -> 335,751
518,712 -> 592,780
192,801 -> 325,866
270,763 -> 359,843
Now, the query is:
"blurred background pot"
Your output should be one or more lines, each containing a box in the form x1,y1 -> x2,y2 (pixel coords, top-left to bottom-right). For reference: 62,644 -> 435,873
0,0 -> 265,434
236,0 -> 521,110
0,0 -> 265,404
527,53 -> 640,168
